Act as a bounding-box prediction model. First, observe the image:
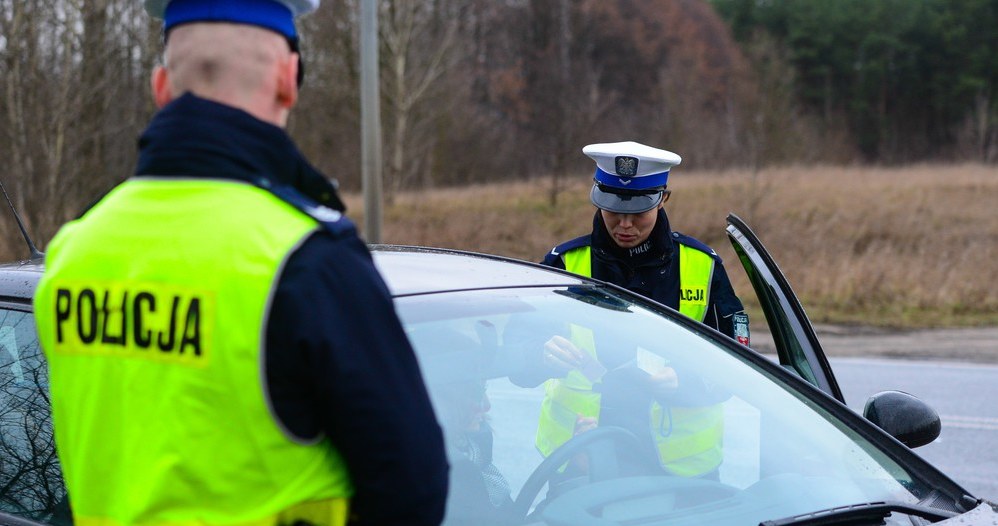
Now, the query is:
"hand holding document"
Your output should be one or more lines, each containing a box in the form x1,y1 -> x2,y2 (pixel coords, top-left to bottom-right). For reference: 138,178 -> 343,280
543,335 -> 607,382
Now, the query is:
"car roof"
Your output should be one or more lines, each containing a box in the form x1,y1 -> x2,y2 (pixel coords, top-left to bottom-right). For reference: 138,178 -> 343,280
370,245 -> 587,297
0,259 -> 43,302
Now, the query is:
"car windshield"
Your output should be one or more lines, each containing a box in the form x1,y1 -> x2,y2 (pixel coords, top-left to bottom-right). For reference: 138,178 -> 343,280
395,285 -> 935,526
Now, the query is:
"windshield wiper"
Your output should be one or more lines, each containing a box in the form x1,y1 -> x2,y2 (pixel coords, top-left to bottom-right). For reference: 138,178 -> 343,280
760,500 -> 958,526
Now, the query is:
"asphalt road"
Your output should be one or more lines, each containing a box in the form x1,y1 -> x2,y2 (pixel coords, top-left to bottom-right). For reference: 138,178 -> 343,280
816,324 -> 998,502
832,357 -> 998,502
756,324 -> 998,500
812,324 -> 998,364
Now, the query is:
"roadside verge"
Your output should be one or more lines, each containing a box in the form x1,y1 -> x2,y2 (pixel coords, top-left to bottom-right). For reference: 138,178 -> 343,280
750,325 -> 998,364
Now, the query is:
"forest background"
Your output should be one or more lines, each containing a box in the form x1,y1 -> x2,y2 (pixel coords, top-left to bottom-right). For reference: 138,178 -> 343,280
0,0 -> 996,327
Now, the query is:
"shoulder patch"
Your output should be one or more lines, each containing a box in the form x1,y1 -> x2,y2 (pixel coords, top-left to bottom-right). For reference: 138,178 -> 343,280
672,231 -> 720,261
543,234 -> 591,267
259,180 -> 357,239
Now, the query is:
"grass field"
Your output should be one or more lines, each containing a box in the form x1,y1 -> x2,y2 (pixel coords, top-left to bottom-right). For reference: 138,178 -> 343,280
346,163 -> 998,329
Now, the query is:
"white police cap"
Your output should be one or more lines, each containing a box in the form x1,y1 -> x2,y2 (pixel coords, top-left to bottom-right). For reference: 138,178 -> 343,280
584,141 -> 682,214
144,0 -> 319,39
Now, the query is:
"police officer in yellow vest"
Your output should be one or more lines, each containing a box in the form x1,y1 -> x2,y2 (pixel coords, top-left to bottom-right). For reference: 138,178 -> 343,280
33,1 -> 448,525
537,141 -> 748,478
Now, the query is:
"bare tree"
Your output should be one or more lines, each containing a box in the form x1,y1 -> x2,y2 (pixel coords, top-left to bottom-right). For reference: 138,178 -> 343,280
290,0 -> 364,189
0,0 -> 157,258
379,0 -> 469,200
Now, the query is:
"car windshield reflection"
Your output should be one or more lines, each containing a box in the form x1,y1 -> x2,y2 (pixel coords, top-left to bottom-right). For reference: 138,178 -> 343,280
0,309 -> 70,524
396,285 -> 933,526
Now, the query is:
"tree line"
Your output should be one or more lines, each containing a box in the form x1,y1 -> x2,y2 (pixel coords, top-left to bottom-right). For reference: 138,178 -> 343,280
0,0 -> 994,255
711,0 -> 997,164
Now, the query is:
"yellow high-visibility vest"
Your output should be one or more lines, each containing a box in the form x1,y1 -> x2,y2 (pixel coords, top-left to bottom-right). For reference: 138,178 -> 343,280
35,178 -> 351,526
538,242 -> 723,477
561,244 -> 714,321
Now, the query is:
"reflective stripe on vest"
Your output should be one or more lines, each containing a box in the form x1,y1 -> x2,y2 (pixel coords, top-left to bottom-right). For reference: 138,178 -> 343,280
35,178 -> 352,526
540,242 -> 722,476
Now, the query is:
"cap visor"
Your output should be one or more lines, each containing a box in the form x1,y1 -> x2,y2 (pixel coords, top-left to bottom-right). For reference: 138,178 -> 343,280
590,186 -> 663,214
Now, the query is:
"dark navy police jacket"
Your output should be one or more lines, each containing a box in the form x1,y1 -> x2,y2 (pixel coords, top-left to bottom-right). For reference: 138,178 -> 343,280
135,94 -> 448,526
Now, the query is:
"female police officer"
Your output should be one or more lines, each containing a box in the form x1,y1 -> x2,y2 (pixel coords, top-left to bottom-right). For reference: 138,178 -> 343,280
533,141 -> 748,479
543,141 -> 746,340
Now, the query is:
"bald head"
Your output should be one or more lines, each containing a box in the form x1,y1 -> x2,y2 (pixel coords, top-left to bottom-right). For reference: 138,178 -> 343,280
152,23 -> 299,126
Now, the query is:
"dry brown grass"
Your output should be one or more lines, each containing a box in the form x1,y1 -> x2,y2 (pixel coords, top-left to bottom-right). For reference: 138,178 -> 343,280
345,163 -> 998,328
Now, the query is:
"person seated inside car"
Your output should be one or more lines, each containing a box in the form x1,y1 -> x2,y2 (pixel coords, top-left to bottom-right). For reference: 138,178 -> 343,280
437,377 -> 515,524
408,327 -> 515,525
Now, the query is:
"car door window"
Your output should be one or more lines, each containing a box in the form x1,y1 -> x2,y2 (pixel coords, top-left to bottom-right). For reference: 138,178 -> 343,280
0,306 -> 71,525
726,214 -> 844,402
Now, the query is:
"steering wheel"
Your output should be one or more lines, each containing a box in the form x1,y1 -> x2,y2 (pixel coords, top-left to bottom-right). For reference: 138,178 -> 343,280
510,426 -> 645,520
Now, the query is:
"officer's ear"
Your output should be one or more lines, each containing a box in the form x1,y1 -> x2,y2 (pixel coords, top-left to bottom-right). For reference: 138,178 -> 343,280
276,52 -> 299,110
151,65 -> 173,109
661,190 -> 671,205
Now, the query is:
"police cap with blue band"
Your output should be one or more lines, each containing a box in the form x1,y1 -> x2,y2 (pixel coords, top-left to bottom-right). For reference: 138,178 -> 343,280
144,0 -> 318,85
585,141 -> 682,214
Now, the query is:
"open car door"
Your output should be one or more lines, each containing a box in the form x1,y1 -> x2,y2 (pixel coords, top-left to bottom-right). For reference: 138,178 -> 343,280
726,213 -> 845,403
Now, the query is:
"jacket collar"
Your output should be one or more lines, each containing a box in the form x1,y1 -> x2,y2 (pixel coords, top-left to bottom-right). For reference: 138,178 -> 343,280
591,208 -> 675,266
135,93 -> 344,211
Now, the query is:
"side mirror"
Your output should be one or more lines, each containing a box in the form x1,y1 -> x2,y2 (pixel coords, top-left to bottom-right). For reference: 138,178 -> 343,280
863,390 -> 941,449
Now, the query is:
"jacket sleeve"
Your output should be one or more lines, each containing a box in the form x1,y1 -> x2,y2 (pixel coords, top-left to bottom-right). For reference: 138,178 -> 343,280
265,233 -> 448,526
704,260 -> 745,339
540,248 -> 566,269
